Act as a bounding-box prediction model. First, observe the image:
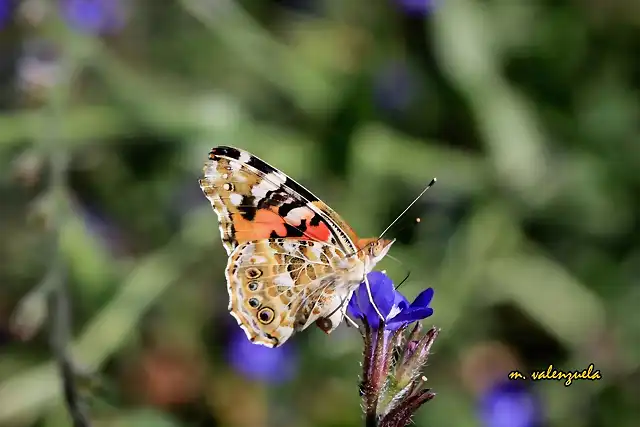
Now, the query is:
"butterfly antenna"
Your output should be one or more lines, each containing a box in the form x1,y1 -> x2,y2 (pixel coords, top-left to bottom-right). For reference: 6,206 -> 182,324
378,178 -> 437,239
395,268 -> 411,290
383,254 -> 412,290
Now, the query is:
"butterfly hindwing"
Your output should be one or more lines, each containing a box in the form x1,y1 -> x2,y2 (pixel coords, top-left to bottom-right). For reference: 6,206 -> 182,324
226,238 -> 355,347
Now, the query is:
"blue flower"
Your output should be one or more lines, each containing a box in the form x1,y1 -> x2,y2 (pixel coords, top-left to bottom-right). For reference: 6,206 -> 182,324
479,381 -> 544,427
396,0 -> 436,15
0,0 -> 12,30
347,271 -> 434,330
352,272 -> 438,426
226,326 -> 297,384
61,0 -> 127,35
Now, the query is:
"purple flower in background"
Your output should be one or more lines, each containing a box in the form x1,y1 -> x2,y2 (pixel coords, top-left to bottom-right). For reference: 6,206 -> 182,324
0,0 -> 12,30
227,326 -> 297,384
348,271 -> 434,330
60,0 -> 127,35
479,381 -> 544,427
396,0 -> 436,15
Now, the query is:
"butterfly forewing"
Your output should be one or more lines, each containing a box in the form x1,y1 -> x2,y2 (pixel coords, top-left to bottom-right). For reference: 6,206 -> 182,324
199,146 -> 358,254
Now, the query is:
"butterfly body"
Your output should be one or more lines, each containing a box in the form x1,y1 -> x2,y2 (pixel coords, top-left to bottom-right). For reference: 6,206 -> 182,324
199,146 -> 394,347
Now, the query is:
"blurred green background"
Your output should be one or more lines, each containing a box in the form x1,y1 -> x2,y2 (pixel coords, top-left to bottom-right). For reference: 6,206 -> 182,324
0,0 -> 639,426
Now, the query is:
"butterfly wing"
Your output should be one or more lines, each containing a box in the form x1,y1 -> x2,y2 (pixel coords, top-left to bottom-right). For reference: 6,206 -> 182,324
226,238 -> 354,347
199,146 -> 359,255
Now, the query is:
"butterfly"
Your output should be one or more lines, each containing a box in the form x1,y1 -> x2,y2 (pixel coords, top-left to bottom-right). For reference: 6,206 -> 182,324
198,146 -> 395,348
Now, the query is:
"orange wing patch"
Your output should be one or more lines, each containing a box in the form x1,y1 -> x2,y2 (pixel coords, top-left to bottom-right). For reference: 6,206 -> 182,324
231,209 -> 288,242
305,221 -> 331,242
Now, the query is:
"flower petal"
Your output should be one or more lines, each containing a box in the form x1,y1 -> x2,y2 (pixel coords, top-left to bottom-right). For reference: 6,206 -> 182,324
386,288 -> 435,328
354,272 -> 396,326
387,290 -> 410,319
393,289 -> 410,310
388,306 -> 434,328
347,292 -> 364,319
410,287 -> 434,309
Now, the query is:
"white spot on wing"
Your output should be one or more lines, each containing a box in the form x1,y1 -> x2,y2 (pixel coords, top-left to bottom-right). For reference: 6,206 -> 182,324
281,240 -> 299,254
238,151 -> 252,163
203,163 -> 217,178
309,245 -> 323,260
285,206 -> 314,225
229,193 -> 243,206
274,273 -> 295,288
248,255 -> 267,264
251,180 -> 278,199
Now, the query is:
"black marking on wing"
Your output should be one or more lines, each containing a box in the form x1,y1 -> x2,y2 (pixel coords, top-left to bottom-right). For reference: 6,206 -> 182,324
309,214 -> 322,226
239,195 -> 257,220
284,177 -> 319,202
247,155 -> 277,175
265,333 -> 279,347
278,201 -> 299,218
283,221 -> 306,238
257,189 -> 290,210
210,146 -> 241,160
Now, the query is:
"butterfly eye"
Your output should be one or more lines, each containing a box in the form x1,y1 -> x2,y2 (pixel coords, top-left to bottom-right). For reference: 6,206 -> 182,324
247,281 -> 259,291
373,240 -> 387,256
257,307 -> 275,324
245,267 -> 262,279
316,317 -> 333,333
248,298 -> 260,308
367,242 -> 378,256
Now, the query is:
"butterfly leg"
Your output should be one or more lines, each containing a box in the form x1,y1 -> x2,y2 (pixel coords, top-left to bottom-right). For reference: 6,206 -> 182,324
344,313 -> 359,328
363,270 -> 386,322
334,292 -> 358,328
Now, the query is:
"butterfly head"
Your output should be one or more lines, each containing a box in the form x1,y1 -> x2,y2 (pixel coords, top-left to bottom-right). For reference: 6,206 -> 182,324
357,238 -> 396,269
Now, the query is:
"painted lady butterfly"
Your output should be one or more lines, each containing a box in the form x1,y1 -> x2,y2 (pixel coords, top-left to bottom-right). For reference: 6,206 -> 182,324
199,146 -> 395,347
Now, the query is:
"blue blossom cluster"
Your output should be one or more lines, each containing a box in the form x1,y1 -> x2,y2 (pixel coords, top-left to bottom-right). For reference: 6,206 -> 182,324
348,272 -> 437,427
60,0 -> 127,34
0,0 -> 126,34
226,325 -> 297,384
479,380 -> 544,427
396,0 -> 436,15
348,271 -> 434,330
